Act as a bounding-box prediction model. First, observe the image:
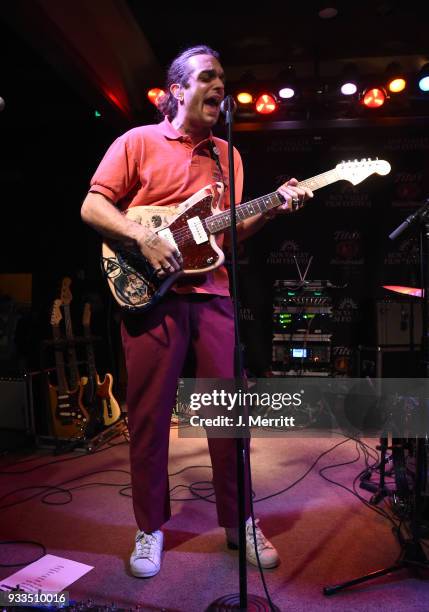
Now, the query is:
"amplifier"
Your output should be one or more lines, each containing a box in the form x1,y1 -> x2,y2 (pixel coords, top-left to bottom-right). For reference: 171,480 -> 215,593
376,300 -> 422,346
0,375 -> 34,451
0,376 -> 34,432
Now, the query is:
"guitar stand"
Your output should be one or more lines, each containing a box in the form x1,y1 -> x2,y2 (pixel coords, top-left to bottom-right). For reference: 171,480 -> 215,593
50,417 -> 128,455
81,416 -> 129,453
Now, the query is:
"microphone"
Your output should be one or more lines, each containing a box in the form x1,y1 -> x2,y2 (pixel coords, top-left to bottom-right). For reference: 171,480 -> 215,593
220,95 -> 237,114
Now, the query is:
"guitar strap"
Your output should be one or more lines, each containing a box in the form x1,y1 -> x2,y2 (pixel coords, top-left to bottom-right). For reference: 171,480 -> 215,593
208,140 -> 228,190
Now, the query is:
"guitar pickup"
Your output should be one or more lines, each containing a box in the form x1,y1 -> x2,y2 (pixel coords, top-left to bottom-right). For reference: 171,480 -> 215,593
158,228 -> 179,250
187,216 -> 208,245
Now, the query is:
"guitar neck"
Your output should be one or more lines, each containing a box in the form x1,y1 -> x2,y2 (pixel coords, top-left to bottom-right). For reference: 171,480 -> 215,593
83,324 -> 98,381
52,325 -> 69,394
206,168 -> 341,234
63,303 -> 80,389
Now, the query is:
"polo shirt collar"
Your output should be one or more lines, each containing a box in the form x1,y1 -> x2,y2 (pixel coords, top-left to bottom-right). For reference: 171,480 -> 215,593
158,116 -> 183,140
158,116 -> 213,146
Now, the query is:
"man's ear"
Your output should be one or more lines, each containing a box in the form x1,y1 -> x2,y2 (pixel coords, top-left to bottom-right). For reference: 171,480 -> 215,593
170,84 -> 183,101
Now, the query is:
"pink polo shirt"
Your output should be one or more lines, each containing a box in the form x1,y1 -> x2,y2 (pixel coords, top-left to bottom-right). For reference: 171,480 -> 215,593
89,117 -> 243,296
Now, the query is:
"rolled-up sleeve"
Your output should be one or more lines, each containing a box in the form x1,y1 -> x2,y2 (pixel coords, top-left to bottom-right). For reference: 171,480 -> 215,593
89,132 -> 140,203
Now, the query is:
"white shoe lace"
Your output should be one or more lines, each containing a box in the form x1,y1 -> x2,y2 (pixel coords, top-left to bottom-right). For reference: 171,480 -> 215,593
247,519 -> 271,551
135,533 -> 157,559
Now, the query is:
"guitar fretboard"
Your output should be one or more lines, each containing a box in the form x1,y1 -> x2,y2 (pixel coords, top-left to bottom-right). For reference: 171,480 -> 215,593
63,303 -> 79,390
84,325 -> 97,380
205,168 -> 341,234
52,325 -> 69,394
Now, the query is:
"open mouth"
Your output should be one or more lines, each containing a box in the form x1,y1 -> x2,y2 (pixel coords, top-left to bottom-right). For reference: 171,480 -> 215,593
204,96 -> 221,111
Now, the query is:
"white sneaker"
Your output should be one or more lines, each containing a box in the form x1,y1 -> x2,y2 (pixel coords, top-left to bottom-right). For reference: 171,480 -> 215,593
130,529 -> 163,577
226,518 -> 280,569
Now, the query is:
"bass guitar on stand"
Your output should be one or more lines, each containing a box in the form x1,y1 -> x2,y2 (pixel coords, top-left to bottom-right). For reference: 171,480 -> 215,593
82,302 -> 121,428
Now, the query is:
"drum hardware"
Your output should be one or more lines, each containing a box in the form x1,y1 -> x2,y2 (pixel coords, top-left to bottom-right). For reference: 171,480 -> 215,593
359,436 -> 393,504
324,198 -> 429,597
383,285 -> 423,298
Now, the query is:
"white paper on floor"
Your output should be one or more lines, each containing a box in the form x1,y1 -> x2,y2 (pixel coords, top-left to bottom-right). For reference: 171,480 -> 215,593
0,554 -> 93,593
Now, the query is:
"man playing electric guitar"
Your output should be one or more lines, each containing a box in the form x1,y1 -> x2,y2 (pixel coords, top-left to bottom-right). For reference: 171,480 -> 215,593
81,45 -> 313,578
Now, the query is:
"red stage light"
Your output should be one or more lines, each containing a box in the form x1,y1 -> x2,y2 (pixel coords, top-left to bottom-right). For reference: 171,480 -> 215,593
362,88 -> 386,108
104,90 -> 129,113
147,88 -> 166,107
255,94 -> 277,114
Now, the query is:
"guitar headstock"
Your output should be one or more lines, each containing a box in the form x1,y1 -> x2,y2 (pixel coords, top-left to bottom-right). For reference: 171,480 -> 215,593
336,158 -> 391,185
82,302 -> 91,328
50,299 -> 63,326
60,277 -> 72,306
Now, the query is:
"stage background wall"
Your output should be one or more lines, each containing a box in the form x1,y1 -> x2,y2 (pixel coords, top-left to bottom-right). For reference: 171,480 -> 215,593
233,125 -> 429,375
1,110 -> 429,383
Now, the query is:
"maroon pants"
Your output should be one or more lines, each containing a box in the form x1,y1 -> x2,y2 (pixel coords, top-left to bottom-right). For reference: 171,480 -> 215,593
121,293 -> 251,533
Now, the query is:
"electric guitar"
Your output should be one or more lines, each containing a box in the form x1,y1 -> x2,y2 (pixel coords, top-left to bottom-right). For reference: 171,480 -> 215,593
101,158 -> 391,312
60,278 -> 82,394
82,302 -> 121,427
48,299 -> 87,438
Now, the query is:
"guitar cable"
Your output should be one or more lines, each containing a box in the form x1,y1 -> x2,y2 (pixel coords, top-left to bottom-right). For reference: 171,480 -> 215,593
0,432 -> 399,601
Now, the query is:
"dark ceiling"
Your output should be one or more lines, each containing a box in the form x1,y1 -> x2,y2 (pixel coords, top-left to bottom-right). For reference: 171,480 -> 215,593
128,1 -> 429,68
1,0 -> 429,126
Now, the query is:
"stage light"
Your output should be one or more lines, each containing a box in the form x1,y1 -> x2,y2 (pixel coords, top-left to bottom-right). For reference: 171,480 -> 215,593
339,63 -> 358,96
234,70 -> 257,108
278,87 -> 295,99
318,3 -> 338,19
277,66 -> 297,100
147,88 -> 166,107
237,92 -> 253,104
255,94 -> 277,114
418,63 -> 429,92
386,62 -> 406,93
101,89 -> 130,115
388,78 -> 406,93
341,82 -> 357,96
362,88 -> 386,108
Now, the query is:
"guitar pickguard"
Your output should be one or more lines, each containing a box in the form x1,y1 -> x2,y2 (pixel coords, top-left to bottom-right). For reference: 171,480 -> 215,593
101,182 -> 225,312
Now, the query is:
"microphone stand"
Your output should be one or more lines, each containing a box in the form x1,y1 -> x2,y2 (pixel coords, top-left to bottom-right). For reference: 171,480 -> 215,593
207,96 -> 277,611
323,200 -> 429,597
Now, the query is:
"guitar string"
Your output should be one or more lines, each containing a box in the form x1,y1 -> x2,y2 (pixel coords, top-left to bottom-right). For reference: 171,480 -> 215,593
121,164 -> 368,256
167,191 -> 285,248
151,191 -> 287,249
165,167 -> 343,246
169,188 -> 302,248
134,164 -> 359,248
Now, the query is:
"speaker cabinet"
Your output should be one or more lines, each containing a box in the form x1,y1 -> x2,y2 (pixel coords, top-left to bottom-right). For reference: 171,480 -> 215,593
0,376 -> 34,451
376,300 -> 422,346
